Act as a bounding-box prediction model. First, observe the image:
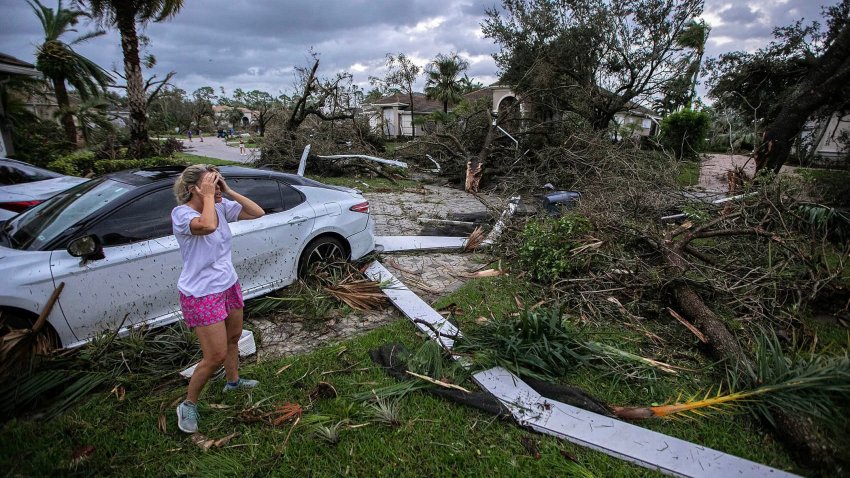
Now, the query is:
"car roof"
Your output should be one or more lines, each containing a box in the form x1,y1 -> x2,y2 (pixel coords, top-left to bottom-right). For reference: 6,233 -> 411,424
0,158 -> 62,178
105,165 -> 339,190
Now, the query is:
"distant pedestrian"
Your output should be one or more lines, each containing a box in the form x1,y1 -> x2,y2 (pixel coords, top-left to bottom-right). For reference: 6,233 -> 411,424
229,127 -> 234,138
187,129 -> 193,142
199,130 -> 203,142
239,139 -> 245,156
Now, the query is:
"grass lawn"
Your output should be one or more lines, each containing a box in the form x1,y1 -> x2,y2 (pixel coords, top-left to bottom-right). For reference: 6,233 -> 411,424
1,273 -> 804,477
676,160 -> 700,187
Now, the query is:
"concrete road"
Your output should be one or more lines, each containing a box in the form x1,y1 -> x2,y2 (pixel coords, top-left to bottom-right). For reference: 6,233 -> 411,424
176,137 -> 258,164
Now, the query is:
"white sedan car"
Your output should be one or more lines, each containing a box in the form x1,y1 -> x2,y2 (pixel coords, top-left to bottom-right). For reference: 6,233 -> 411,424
0,165 -> 374,349
0,158 -> 89,222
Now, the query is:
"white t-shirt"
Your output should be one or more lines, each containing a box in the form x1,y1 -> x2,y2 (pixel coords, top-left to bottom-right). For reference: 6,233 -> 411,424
171,198 -> 243,297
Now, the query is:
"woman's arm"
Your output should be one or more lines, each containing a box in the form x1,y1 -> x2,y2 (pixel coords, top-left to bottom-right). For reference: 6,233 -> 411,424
219,177 -> 264,220
189,173 -> 219,235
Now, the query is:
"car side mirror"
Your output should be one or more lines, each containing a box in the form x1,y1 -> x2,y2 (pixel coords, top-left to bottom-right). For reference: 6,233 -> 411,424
68,235 -> 105,261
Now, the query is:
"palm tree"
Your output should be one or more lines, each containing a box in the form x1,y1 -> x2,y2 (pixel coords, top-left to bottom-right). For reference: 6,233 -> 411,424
675,19 -> 710,109
73,96 -> 114,144
424,53 -> 470,113
81,0 -> 184,156
29,0 -> 112,145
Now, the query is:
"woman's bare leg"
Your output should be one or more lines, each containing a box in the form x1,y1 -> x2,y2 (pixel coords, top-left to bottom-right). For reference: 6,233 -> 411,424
187,321 -> 228,403
223,307 -> 244,383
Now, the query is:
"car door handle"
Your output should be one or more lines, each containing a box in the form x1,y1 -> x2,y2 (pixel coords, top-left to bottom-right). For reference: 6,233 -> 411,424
290,215 -> 309,223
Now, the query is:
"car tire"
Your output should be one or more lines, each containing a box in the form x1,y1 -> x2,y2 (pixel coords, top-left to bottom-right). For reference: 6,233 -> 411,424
297,236 -> 347,278
1,308 -> 61,348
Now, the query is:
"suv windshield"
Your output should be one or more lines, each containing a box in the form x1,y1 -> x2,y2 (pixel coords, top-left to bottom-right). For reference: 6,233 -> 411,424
2,178 -> 133,250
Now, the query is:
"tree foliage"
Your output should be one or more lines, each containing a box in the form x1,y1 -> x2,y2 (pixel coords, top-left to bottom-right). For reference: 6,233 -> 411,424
29,0 -> 112,145
706,0 -> 850,172
658,108 -> 710,159
483,0 -> 703,130
81,0 -> 184,157
228,89 -> 283,137
425,52 -> 470,113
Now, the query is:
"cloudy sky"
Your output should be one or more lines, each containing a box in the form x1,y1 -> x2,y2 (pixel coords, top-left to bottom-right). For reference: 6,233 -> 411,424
0,0 -> 836,100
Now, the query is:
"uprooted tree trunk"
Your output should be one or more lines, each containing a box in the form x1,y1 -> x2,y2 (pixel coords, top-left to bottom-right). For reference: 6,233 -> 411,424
655,215 -> 840,472
465,110 -> 510,193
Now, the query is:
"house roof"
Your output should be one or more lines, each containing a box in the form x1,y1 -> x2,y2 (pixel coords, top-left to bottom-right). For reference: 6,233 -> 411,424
623,101 -> 659,118
365,92 -> 444,113
0,52 -> 39,77
212,105 -> 255,115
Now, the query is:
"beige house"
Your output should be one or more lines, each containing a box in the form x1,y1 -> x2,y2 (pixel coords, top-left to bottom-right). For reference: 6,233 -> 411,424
364,83 -> 660,138
364,93 -> 442,137
212,105 -> 257,128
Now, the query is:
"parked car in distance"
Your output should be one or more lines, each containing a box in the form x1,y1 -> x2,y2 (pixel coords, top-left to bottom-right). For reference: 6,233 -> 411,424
0,158 -> 89,223
0,165 -> 375,349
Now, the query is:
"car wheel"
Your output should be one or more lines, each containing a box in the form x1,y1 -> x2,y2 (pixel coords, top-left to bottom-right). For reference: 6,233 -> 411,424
298,236 -> 347,278
0,308 -> 61,349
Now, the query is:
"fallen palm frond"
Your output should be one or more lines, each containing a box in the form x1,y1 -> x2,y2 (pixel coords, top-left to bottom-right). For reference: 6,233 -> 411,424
351,381 -> 428,402
456,307 -> 589,380
611,332 -> 850,425
366,396 -> 402,427
239,402 -> 304,427
0,369 -> 111,421
0,282 -> 64,377
247,261 -> 387,317
191,432 -> 240,451
406,339 -> 445,378
464,225 -> 487,252
323,279 -> 387,311
405,371 -> 472,393
583,341 -> 682,376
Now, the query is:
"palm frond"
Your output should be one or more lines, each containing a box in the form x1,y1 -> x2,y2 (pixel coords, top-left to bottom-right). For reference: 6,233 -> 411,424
612,331 -> 850,425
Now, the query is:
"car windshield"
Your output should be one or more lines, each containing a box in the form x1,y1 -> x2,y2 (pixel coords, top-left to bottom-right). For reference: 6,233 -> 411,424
2,178 -> 133,250
0,161 -> 62,185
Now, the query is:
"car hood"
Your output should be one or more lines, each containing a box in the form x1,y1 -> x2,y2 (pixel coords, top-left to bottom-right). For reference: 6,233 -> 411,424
0,245 -> 50,274
0,176 -> 89,202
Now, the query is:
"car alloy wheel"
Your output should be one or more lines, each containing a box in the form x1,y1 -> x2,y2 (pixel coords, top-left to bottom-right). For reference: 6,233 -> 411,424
298,236 -> 347,278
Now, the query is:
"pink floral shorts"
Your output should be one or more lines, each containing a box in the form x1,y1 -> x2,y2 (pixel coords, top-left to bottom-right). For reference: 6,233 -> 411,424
179,282 -> 244,328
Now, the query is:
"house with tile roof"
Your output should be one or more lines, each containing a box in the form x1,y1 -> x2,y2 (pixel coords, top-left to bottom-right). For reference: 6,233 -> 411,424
364,83 -> 660,139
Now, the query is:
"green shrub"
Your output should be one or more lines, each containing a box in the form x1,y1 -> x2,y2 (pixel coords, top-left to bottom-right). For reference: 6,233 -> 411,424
10,118 -> 73,166
659,109 -> 710,159
93,156 -> 188,174
47,150 -> 97,176
518,214 -> 594,282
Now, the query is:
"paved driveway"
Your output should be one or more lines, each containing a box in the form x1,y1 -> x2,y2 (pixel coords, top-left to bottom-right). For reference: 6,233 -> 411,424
176,137 -> 256,164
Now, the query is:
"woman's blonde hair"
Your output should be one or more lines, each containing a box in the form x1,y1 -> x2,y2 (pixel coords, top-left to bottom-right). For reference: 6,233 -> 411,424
173,164 -> 218,204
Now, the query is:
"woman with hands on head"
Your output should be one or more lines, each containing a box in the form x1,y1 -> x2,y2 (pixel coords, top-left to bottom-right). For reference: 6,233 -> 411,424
170,164 -> 265,433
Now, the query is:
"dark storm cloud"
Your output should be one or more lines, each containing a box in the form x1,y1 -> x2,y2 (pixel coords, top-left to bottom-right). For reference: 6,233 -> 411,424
718,5 -> 758,24
0,0 -> 833,97
703,0 -> 836,61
